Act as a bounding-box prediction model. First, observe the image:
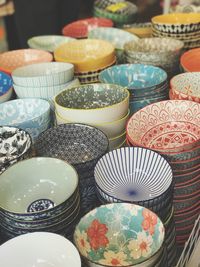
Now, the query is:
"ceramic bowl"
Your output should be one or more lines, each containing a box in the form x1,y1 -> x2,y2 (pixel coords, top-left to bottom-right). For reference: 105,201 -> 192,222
54,84 -> 129,124
55,109 -> 130,139
151,13 -> 200,34
122,22 -> 152,38
0,157 -> 78,217
54,39 -> 116,72
12,62 -> 74,87
0,232 -> 81,267
0,71 -> 13,103
0,98 -> 51,140
180,48 -> 200,72
74,203 -> 165,266
126,100 -> 200,153
95,147 -> 173,206
27,35 -> 75,52
99,64 -> 168,98
0,49 -> 53,74
62,17 -> 113,38
109,132 -> 126,150
0,126 -> 32,174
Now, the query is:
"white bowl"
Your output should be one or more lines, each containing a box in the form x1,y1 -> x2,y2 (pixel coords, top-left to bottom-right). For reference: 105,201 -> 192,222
12,62 -> 74,87
109,131 -> 126,151
56,109 -> 130,138
0,232 -> 81,267
54,83 -> 129,124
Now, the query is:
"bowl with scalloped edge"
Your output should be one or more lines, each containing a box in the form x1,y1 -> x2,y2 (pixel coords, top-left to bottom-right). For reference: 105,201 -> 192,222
0,71 -> 13,103
126,100 -> 200,153
74,203 -> 165,267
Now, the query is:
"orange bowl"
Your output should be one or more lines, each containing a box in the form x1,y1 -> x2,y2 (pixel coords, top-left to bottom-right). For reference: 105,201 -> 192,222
180,48 -> 200,72
0,49 -> 53,74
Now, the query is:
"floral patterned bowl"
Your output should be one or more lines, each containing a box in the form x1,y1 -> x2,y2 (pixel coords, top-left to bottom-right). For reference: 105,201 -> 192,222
0,126 -> 32,174
0,71 -> 13,103
74,203 -> 165,266
126,100 -> 200,153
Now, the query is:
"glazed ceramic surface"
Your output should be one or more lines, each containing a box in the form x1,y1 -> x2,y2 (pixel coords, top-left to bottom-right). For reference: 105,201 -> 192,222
126,100 -> 200,153
180,48 -> 200,72
0,157 -> 78,214
0,49 -> 53,74
74,203 -> 165,266
0,232 -> 81,267
0,71 -> 12,95
27,35 -> 75,52
95,147 -> 173,202
12,62 -> 74,87
55,84 -> 129,124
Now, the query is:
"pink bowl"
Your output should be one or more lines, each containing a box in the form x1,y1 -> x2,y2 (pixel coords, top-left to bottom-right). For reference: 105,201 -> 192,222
126,100 -> 200,153
0,49 -> 53,74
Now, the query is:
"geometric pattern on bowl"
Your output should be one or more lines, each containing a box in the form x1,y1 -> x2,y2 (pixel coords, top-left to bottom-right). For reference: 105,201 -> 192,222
74,203 -> 165,266
94,147 -> 173,203
126,100 -> 200,153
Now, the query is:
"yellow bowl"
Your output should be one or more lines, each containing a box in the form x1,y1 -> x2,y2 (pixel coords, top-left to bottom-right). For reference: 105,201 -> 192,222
152,13 -> 200,25
54,39 -> 115,72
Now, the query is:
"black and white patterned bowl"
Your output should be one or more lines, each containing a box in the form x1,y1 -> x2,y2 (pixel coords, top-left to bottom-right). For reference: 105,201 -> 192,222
94,147 -> 173,207
0,126 -> 32,174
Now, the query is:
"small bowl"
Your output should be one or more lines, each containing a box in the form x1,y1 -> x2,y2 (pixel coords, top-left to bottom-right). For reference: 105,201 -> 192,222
74,203 -> 165,266
0,71 -> 13,103
12,62 -> 74,87
0,126 -> 32,174
126,100 -> 200,153
0,232 -> 81,267
0,157 -> 78,217
62,17 -> 114,38
54,39 -> 116,72
180,48 -> 200,72
54,84 -> 129,124
0,49 -> 53,74
27,35 -> 75,52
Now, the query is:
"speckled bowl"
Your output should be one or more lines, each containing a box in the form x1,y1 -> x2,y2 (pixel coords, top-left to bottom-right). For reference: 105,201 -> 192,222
54,84 -> 129,124
74,203 -> 165,267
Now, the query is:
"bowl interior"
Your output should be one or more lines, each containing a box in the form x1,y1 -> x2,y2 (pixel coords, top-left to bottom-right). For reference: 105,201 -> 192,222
152,13 -> 200,24
35,124 -> 109,165
99,64 -> 167,89
95,147 -> 172,202
0,71 -> 12,95
0,157 -> 78,213
74,203 -> 165,266
180,48 -> 200,72
55,84 -> 128,109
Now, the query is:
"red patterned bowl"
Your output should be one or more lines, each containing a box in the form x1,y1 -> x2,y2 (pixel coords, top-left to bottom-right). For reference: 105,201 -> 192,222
126,100 -> 200,153
62,17 -> 113,38
0,49 -> 53,74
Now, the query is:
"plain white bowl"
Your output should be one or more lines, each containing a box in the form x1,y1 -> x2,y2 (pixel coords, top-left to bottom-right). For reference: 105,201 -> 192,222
12,62 -> 74,87
0,232 -> 81,267
56,109 -> 130,138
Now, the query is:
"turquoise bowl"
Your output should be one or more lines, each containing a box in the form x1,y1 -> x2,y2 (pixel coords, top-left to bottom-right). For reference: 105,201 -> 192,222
99,64 -> 168,98
74,203 -> 165,266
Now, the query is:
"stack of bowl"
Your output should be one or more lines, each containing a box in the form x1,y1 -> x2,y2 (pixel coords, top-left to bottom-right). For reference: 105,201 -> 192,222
34,123 -> 109,216
11,62 -> 79,108
74,203 -> 166,267
122,22 -> 152,38
151,13 -> 200,50
0,157 -> 80,242
126,100 -> 200,248
0,71 -> 13,103
93,0 -> 138,26
88,27 -> 139,63
99,64 -> 169,115
54,84 -> 129,149
180,48 -> 200,72
124,38 -> 184,78
62,17 -> 113,39
0,49 -> 53,74
0,98 -> 51,141
54,39 -> 116,84
94,147 -> 176,266
0,126 -> 32,174
0,232 -> 81,267
169,72 -> 200,102
27,35 -> 75,53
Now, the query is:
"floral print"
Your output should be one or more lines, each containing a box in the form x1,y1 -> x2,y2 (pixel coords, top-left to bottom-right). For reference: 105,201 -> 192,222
142,209 -> 158,235
99,251 -> 128,266
75,229 -> 91,257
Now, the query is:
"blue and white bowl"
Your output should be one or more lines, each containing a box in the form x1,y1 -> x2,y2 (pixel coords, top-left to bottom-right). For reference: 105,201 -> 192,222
0,99 -> 51,141
0,71 -> 13,103
94,147 -> 173,208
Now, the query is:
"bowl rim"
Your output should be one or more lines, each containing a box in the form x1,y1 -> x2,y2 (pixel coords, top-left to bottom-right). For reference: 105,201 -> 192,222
0,85 -> 13,98
0,157 -> 79,215
180,48 -> 200,72
54,83 -> 130,111
151,13 -> 200,25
